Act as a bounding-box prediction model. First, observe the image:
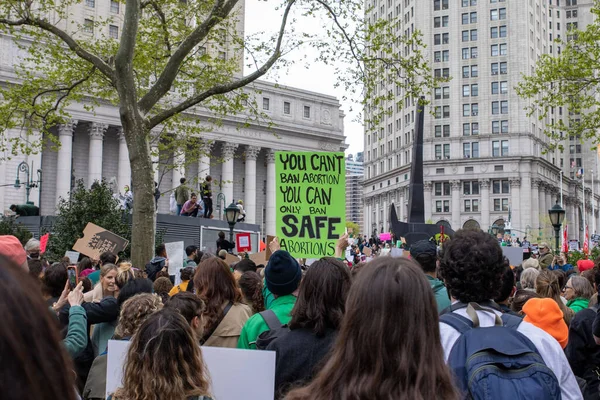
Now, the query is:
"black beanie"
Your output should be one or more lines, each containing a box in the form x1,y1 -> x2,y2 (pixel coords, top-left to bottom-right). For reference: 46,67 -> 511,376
265,250 -> 302,296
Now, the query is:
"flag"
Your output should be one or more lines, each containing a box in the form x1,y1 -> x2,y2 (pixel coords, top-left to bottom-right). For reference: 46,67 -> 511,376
576,168 -> 584,179
562,224 -> 569,254
584,225 -> 590,256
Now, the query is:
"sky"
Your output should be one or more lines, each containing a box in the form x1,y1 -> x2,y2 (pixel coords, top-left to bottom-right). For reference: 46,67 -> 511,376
244,0 -> 364,156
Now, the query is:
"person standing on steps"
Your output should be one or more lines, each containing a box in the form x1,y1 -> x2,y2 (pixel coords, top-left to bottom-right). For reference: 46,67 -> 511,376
201,175 -> 213,219
174,177 -> 190,216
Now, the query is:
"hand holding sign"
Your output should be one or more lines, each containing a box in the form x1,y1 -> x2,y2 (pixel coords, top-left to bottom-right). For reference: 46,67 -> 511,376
335,233 -> 349,258
269,236 -> 280,253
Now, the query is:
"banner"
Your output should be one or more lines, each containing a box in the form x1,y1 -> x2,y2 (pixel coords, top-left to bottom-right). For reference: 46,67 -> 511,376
275,151 -> 345,258
39,233 -> 49,254
236,233 -> 252,252
164,241 -> 184,283
584,225 -> 590,256
379,232 -> 391,241
72,223 -> 129,259
561,225 -> 569,254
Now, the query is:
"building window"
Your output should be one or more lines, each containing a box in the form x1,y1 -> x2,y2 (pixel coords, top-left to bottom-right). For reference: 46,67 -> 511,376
109,25 -> 118,39
443,144 -> 450,159
471,29 -> 478,41
494,198 -> 510,212
85,0 -> 95,7
501,140 -> 509,155
463,181 -> 480,195
471,65 -> 478,77
303,106 -> 311,118
443,200 -> 450,212
463,84 -> 470,97
436,201 -> 443,212
500,81 -> 508,94
434,0 -> 449,11
218,51 -> 227,60
501,100 -> 508,114
443,105 -> 450,118
462,48 -> 470,60
263,98 -> 270,110
435,145 -> 442,159
283,101 -> 291,114
435,182 -> 451,196
492,179 -> 510,194
471,12 -> 477,23
501,120 -> 508,133
463,104 -> 470,117
492,101 -> 500,115
110,0 -> 120,13
463,142 -> 479,158
492,141 -> 500,157
83,19 -> 94,34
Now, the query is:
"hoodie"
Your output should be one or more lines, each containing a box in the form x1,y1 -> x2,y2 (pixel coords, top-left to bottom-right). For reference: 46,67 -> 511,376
427,275 -> 451,314
523,297 -> 569,349
146,256 -> 166,281
567,297 -> 590,313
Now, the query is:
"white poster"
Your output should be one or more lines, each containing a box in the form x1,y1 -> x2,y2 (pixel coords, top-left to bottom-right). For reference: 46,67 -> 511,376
165,241 -> 184,284
107,340 -> 276,400
390,248 -> 404,258
64,250 -> 80,265
502,246 -> 524,267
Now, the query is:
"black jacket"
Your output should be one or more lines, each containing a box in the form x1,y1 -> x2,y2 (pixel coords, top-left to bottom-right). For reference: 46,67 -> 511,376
216,239 -> 235,254
266,327 -> 337,399
565,305 -> 600,399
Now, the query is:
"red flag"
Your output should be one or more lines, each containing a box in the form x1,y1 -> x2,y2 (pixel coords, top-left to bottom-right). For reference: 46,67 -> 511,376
584,225 -> 590,256
39,233 -> 50,254
440,225 -> 445,244
561,225 -> 569,254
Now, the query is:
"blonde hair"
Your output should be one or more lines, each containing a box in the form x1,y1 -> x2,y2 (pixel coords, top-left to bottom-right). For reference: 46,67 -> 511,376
536,270 -> 574,326
114,293 -> 163,339
116,262 -> 135,289
100,263 -> 118,277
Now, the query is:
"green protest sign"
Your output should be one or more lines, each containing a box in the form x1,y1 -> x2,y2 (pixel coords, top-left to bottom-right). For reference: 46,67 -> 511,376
275,151 -> 346,258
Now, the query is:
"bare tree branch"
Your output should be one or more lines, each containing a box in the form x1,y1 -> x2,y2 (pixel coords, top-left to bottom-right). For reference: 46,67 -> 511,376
149,0 -> 172,55
115,0 -> 142,110
0,17 -> 116,81
137,0 -> 240,114
147,0 -> 296,128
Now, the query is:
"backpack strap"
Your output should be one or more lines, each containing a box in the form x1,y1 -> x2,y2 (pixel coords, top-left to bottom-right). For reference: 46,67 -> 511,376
259,310 -> 282,330
440,312 -> 474,334
501,313 -> 524,330
200,302 -> 233,345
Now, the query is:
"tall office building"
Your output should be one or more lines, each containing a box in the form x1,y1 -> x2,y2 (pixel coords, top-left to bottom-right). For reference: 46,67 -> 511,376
363,0 -> 599,241
346,154 -> 364,230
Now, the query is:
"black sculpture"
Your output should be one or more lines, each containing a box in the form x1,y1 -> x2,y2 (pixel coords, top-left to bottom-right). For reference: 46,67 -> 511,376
389,99 -> 455,246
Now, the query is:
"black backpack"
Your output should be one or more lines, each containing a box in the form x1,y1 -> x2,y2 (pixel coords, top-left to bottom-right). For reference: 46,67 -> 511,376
255,310 -> 289,350
145,259 -> 165,281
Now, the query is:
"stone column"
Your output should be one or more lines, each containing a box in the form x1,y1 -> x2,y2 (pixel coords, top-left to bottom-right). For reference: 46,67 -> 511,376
244,146 -> 261,224
151,145 -> 160,184
198,141 -> 213,184
265,149 -> 276,236
56,120 -> 77,204
172,151 -> 185,190
117,128 -> 131,190
510,178 -> 521,230
398,188 -> 405,222
479,179 -> 490,229
451,180 -> 461,228
424,182 -> 433,221
88,122 -> 107,187
383,197 -> 388,232
531,179 -> 541,233
221,142 -> 239,205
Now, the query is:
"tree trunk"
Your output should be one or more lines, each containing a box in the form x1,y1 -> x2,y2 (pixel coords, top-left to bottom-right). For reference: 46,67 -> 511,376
121,113 -> 155,269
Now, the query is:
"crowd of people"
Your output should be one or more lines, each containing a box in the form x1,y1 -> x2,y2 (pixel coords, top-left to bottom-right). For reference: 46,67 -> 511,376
5,227 -> 600,399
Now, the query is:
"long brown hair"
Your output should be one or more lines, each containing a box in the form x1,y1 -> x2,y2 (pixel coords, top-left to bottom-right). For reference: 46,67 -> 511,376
0,258 -> 77,400
238,271 -> 265,313
194,257 -> 242,330
284,257 -> 459,400
535,270 -> 574,325
112,309 -> 211,400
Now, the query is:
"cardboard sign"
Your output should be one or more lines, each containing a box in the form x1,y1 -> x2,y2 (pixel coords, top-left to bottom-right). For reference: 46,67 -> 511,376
39,233 -> 49,254
379,232 -> 391,241
362,247 -> 372,256
164,241 -> 184,283
106,340 -> 276,400
265,235 -> 275,260
236,233 -> 252,252
249,251 -> 267,266
64,250 -> 80,265
72,223 -> 129,259
275,151 -> 346,258
225,253 -> 240,266
592,234 -> 600,243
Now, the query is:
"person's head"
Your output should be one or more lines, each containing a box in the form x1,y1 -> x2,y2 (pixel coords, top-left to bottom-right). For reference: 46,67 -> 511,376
439,229 -> 507,303
409,239 -> 438,274
185,245 -> 198,259
190,193 -> 197,202
78,257 -> 93,272
180,266 -> 195,282
237,199 -> 243,205
238,271 -> 265,313
520,268 -> 540,290
289,258 -> 351,336
233,259 -> 257,280
265,250 -> 302,297
494,265 -> 515,304
0,258 -> 77,400
41,262 -> 68,299
577,259 -> 595,273
350,262 -> 366,278
27,258 -> 44,280
81,277 -> 92,293
539,242 -> 550,255
24,238 -> 40,259
536,270 -> 562,300
522,258 -> 539,270
193,257 -> 242,331
116,262 -> 135,289
114,293 -> 163,339
218,231 -> 225,240
155,270 -> 170,280
117,278 -> 154,307
112,309 -> 210,400
581,269 -> 596,288
99,251 -> 117,267
563,275 -> 595,301
552,269 -> 567,290
205,175 -> 212,182
155,243 -> 166,258
179,177 -> 186,184
217,249 -> 227,260
0,235 -> 28,271
164,292 -> 206,337
100,263 -> 119,293
153,277 -> 173,296
522,298 -> 569,349
285,257 -> 458,400
510,289 -> 541,314
9,204 -> 16,212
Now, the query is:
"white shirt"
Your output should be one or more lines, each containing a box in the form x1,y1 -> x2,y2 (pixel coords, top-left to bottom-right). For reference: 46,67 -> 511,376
440,307 -> 583,400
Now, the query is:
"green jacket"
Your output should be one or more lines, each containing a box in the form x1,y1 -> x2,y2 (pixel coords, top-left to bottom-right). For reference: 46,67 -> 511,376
237,294 -> 296,350
538,252 -> 554,269
567,297 -> 590,313
262,281 -> 275,309
175,185 -> 190,205
63,305 -> 88,357
427,275 -> 451,313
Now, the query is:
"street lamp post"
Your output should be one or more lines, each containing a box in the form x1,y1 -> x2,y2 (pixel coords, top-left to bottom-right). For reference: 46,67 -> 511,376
489,224 -> 499,237
14,161 -> 41,205
225,202 -> 240,247
549,202 -> 566,256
